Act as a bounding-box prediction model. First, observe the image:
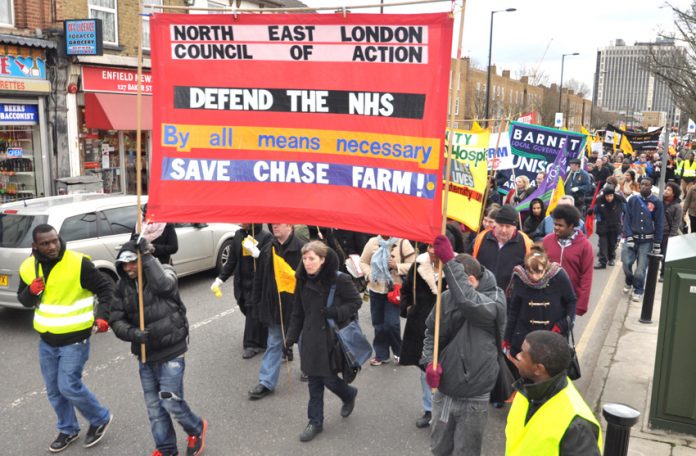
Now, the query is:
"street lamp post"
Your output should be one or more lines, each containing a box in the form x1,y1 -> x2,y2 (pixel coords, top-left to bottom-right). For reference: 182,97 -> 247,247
484,7 -> 516,127
558,52 -> 579,125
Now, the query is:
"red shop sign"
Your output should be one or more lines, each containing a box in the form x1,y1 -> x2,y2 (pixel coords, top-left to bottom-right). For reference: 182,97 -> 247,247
81,65 -> 152,95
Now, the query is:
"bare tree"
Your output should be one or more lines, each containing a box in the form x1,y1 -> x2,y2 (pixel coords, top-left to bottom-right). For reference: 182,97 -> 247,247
539,89 -> 559,127
563,78 -> 590,98
515,64 -> 550,86
590,106 -> 621,130
646,2 -> 696,121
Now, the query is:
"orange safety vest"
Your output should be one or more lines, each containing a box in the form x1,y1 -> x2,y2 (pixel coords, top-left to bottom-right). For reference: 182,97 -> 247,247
472,229 -> 533,258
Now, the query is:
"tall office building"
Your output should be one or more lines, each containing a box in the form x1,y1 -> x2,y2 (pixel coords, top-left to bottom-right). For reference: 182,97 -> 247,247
593,37 -> 681,126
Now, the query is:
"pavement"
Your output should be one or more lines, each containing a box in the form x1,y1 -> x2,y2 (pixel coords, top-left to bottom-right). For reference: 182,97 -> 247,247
3,244 -> 694,455
587,266 -> 696,455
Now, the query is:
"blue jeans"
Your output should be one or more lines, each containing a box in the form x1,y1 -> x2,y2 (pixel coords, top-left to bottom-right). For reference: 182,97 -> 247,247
139,356 -> 203,454
369,291 -> 401,361
307,375 -> 357,426
622,241 -> 651,295
421,371 -> 432,413
259,324 -> 283,390
38,338 -> 111,435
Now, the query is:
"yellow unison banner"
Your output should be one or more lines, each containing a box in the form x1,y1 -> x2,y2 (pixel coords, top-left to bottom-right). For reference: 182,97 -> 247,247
444,126 -> 490,231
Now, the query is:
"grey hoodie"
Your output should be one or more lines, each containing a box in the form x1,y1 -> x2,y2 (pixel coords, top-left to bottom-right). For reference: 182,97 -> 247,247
422,261 -> 506,399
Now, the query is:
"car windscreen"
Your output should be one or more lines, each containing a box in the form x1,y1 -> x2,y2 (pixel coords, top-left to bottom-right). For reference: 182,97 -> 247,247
0,214 -> 48,248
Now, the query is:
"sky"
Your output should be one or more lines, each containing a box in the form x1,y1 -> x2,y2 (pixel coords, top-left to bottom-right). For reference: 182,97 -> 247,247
301,0 -> 692,97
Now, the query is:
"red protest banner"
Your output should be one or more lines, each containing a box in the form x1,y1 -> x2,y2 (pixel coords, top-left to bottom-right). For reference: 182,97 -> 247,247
147,13 -> 452,242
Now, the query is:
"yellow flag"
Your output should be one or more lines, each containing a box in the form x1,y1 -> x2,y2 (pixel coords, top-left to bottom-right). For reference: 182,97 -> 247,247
581,127 -> 593,157
620,135 -> 634,155
272,247 -> 296,294
546,176 -> 565,216
472,121 -> 484,132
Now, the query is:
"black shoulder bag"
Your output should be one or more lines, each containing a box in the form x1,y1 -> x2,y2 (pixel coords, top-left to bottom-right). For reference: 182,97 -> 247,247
490,318 -> 516,403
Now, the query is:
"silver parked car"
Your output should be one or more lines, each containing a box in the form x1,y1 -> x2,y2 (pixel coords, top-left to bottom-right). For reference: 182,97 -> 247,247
0,193 -> 239,310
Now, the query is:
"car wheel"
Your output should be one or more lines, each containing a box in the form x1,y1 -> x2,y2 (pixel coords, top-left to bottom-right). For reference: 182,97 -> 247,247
215,239 -> 234,275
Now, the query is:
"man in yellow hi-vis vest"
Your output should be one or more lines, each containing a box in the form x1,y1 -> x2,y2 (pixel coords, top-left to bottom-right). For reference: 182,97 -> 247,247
506,330 -> 602,455
17,224 -> 114,453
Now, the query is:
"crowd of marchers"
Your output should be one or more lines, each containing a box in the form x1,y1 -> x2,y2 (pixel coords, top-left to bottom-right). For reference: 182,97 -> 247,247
15,143 -> 694,456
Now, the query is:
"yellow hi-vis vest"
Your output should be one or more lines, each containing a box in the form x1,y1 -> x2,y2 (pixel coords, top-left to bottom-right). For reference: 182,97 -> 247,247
19,251 -> 95,334
678,160 -> 696,178
505,379 -> 602,455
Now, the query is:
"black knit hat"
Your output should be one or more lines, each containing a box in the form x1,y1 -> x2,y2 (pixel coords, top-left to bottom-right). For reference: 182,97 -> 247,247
603,184 -> 615,195
495,204 -> 518,226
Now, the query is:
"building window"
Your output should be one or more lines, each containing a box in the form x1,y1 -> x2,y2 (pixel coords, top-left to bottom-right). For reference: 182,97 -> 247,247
208,0 -> 227,11
89,0 -> 118,46
455,98 -> 459,115
0,0 -> 13,26
142,0 -> 162,50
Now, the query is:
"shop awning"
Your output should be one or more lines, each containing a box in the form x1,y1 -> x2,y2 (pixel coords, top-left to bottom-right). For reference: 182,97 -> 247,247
0,33 -> 57,49
84,92 -> 152,131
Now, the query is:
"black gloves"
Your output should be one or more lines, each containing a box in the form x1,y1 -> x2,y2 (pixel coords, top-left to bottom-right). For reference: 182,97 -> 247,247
137,237 -> 155,255
321,307 -> 339,320
131,328 -> 149,344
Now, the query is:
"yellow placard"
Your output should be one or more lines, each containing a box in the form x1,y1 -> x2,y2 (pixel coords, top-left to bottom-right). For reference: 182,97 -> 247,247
444,126 -> 490,231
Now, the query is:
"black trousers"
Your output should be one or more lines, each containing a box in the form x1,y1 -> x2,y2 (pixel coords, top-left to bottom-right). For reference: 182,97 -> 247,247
307,375 -> 356,426
691,215 -> 696,234
238,291 -> 267,350
597,227 -> 620,265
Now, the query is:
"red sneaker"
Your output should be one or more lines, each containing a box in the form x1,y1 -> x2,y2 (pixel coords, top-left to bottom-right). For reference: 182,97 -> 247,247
186,419 -> 207,456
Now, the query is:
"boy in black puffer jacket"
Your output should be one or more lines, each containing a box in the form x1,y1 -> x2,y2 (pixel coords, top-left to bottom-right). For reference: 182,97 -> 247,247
109,239 -> 207,456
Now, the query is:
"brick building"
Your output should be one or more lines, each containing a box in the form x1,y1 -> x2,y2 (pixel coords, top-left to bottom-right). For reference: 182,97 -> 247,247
448,57 -> 591,131
0,0 -> 308,199
0,0 -> 57,203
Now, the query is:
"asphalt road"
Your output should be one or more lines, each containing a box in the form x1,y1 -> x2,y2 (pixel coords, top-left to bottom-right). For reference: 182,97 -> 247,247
0,248 -> 620,456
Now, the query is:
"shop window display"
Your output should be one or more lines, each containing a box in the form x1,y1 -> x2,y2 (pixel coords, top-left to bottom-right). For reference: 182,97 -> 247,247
0,126 -> 38,203
81,129 -> 122,193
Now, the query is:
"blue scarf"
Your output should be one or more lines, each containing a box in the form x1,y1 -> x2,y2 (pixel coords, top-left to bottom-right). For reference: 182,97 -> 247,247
371,237 -> 398,287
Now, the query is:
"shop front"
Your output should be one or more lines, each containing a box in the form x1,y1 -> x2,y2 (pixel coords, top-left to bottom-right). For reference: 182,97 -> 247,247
78,64 -> 152,194
0,36 -> 54,203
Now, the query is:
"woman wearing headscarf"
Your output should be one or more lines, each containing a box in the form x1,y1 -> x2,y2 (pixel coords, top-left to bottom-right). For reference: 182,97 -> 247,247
136,205 -> 178,265
360,235 -> 415,366
503,245 -> 576,365
400,243 -> 447,429
285,241 -> 363,442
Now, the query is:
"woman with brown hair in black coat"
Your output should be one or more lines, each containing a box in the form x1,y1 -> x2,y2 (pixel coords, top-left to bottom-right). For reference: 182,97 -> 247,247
400,243 -> 446,429
504,245 -> 576,362
285,241 -> 363,442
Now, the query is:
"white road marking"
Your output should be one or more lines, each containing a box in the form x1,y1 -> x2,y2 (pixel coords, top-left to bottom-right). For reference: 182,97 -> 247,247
576,264 -> 621,357
2,307 -> 237,414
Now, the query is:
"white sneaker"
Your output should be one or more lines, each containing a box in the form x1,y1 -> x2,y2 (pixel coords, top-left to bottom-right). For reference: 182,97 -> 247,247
623,286 -> 631,294
632,294 -> 642,302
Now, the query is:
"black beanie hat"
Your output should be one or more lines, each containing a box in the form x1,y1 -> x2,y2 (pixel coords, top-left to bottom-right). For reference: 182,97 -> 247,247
495,204 -> 518,226
603,184 -> 615,195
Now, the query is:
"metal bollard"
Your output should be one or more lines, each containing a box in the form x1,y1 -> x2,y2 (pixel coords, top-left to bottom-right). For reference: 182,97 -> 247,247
639,252 -> 663,324
603,403 -> 640,456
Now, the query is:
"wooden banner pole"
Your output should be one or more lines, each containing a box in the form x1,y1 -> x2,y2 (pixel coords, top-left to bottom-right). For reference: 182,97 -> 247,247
432,0 -> 467,384
136,0 -> 146,363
